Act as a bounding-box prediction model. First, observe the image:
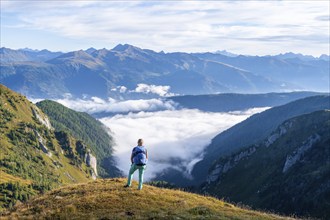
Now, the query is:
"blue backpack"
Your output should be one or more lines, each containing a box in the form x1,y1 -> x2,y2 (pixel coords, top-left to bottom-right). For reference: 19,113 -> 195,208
132,146 -> 147,165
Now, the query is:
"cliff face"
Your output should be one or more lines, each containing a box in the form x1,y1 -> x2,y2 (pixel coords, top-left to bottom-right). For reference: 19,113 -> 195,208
201,110 -> 330,219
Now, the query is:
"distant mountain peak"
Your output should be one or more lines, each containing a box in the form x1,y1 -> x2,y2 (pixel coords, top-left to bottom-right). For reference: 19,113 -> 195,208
275,52 -> 317,61
112,43 -> 141,52
85,47 -> 97,54
215,50 -> 238,57
319,54 -> 330,61
57,50 -> 91,58
19,48 -> 40,52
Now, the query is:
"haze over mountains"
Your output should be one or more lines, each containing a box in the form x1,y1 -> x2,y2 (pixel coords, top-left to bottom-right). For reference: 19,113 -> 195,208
1,45 -> 329,100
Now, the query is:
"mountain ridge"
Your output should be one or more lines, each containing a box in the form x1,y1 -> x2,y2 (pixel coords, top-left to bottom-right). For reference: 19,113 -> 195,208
1,45 -> 328,99
0,84 -> 96,210
36,100 -> 121,177
0,85 -> 121,210
201,110 -> 330,219
191,95 -> 330,186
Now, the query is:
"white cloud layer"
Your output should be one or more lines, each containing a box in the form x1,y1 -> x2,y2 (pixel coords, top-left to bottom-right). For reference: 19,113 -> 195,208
1,1 -> 329,56
54,97 -> 177,113
29,95 -> 269,181
100,107 -> 269,181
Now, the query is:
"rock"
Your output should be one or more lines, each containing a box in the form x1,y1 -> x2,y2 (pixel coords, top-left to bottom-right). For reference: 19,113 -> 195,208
64,171 -> 76,182
32,107 -> 53,130
206,164 -> 222,183
86,150 -> 98,177
206,146 -> 257,184
34,130 -> 52,157
282,134 -> 321,173
265,121 -> 292,147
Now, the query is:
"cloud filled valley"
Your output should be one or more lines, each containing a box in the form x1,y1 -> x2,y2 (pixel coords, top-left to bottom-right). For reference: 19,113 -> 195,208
64,96 -> 269,181
100,107 -> 268,180
30,95 -> 269,180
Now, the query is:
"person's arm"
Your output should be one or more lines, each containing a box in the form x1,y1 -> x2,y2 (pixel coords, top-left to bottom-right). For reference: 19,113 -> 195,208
130,152 -> 134,164
146,149 -> 148,159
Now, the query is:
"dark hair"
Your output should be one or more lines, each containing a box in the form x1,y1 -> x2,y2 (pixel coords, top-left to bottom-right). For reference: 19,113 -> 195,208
138,139 -> 143,146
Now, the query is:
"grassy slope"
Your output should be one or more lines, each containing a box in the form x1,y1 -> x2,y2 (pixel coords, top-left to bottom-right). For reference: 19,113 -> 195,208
2,178 -> 294,220
0,84 -> 92,210
36,100 -> 120,177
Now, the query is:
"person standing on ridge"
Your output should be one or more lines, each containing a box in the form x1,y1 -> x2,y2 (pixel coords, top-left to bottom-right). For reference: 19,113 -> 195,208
124,139 -> 148,190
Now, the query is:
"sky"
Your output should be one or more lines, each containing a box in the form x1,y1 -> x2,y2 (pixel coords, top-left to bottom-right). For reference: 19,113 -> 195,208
1,0 -> 329,56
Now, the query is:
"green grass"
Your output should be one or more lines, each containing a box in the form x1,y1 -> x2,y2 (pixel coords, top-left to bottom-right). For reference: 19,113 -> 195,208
0,84 -> 93,210
0,170 -> 32,185
2,178 -> 295,219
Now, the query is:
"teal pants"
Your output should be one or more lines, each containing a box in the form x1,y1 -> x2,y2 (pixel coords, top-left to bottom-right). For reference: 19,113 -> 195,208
127,164 -> 146,190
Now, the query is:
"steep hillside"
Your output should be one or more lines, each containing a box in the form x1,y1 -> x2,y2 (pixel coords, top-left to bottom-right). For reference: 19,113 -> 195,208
0,85 -> 96,210
192,95 -> 330,185
169,92 -> 322,112
1,178 -> 294,220
201,110 -> 330,219
36,100 -> 121,177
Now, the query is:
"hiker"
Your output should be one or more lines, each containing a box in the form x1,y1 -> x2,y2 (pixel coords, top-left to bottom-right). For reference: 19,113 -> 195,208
124,139 -> 148,190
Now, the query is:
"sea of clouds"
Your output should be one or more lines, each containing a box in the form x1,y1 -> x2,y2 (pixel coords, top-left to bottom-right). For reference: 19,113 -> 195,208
31,95 -> 268,181
100,106 -> 268,181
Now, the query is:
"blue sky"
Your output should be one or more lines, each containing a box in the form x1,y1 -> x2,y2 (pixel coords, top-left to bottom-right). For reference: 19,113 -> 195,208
1,1 -> 329,56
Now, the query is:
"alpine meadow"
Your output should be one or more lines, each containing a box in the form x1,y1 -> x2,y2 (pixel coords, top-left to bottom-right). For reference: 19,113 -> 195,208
0,1 -> 329,219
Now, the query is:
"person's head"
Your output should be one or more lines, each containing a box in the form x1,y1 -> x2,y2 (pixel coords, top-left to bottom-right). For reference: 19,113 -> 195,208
137,139 -> 143,146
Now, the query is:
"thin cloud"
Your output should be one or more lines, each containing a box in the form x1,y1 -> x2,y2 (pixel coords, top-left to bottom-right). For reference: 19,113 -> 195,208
129,84 -> 175,97
100,107 -> 269,181
1,1 -> 329,55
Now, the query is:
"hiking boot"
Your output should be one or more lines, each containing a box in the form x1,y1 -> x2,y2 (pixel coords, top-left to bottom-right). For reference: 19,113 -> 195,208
124,185 -> 130,188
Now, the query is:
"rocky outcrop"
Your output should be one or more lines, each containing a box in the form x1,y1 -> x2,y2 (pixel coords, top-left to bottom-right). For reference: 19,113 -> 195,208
206,146 -> 256,184
35,131 -> 52,157
86,150 -> 98,179
32,107 -> 53,130
265,121 -> 292,147
282,134 -> 321,173
206,164 -> 222,183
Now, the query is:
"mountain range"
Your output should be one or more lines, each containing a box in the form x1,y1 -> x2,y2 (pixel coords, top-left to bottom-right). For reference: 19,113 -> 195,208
168,91 -> 323,112
1,45 -> 329,99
